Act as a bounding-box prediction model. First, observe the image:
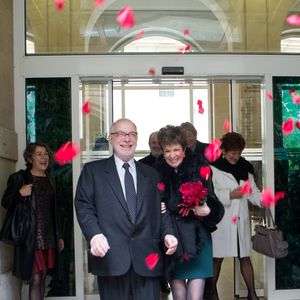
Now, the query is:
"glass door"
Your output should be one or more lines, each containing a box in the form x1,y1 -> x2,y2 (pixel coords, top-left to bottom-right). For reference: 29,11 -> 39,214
77,77 -> 265,299
78,79 -> 112,299
232,80 -> 265,299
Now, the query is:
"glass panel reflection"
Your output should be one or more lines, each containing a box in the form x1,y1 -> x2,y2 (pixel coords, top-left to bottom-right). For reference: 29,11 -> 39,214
25,78 -> 75,296
80,80 -> 111,296
25,0 -> 300,54
273,77 -> 300,290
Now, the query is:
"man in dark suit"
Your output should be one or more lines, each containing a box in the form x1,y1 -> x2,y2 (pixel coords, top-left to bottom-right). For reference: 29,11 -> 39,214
139,131 -> 162,167
180,122 -> 208,155
75,118 -> 178,300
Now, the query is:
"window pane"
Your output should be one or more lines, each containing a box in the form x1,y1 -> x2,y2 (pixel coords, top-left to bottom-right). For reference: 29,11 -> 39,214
273,77 -> 300,290
236,82 -> 262,148
25,78 -> 75,296
26,0 -> 300,54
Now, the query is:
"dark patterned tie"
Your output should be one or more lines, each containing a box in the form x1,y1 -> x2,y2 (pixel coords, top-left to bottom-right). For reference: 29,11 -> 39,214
123,163 -> 137,223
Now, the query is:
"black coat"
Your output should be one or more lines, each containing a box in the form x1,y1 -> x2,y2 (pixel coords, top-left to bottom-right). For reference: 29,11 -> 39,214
75,156 -> 175,277
1,169 -> 62,281
155,150 -> 224,261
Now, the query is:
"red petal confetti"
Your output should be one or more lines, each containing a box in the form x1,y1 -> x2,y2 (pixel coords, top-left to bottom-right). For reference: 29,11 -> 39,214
145,253 -> 159,270
200,166 -> 211,180
184,29 -> 190,36
289,87 -> 296,95
157,182 -> 165,192
179,43 -> 191,54
135,30 -> 144,40
231,215 -> 238,224
266,91 -> 273,100
183,253 -> 190,261
261,188 -> 273,207
282,118 -> 294,135
95,0 -> 106,7
261,188 -> 285,208
240,179 -> 253,195
223,119 -> 231,132
296,121 -> 300,130
286,14 -> 300,26
292,94 -> 300,105
148,67 -> 156,76
274,191 -> 285,203
54,142 -> 80,165
55,0 -> 64,10
197,99 -> 204,114
116,6 -> 136,29
204,139 -> 222,163
82,99 -> 91,115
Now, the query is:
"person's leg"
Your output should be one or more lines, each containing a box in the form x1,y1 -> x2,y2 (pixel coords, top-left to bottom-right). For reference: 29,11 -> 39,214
187,278 -> 206,300
130,268 -> 160,300
208,257 -> 224,300
29,271 -> 44,300
97,273 -> 130,300
169,279 -> 187,300
238,257 -> 258,300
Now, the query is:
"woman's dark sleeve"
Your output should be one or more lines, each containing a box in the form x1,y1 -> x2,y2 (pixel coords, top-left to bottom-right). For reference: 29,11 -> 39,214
1,173 -> 24,210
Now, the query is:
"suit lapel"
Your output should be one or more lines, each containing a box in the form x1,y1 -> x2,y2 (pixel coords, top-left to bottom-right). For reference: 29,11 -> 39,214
135,162 -> 148,218
104,157 -> 130,218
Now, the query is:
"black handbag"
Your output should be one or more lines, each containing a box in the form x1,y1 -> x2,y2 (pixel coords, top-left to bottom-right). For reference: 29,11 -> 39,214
252,209 -> 288,259
0,200 -> 31,245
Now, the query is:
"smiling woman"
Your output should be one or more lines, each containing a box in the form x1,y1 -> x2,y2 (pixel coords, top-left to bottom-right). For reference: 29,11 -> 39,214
1,142 -> 64,300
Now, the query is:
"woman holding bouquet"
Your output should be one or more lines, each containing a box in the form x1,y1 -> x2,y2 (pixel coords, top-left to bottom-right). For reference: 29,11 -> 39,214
155,125 -> 224,300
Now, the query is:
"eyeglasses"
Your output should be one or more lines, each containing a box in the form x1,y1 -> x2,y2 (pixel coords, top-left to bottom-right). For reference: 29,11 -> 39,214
110,131 -> 138,138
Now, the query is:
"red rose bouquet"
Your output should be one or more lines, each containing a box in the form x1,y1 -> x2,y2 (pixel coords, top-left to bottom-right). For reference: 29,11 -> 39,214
178,181 -> 208,217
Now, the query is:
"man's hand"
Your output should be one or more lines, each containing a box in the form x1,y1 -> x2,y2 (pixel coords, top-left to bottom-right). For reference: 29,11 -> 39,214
90,234 -> 110,257
164,234 -> 178,255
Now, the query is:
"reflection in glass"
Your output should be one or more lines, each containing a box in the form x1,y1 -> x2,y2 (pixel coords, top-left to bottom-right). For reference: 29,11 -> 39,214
25,0 -> 300,54
25,78 -> 75,296
273,77 -> 300,290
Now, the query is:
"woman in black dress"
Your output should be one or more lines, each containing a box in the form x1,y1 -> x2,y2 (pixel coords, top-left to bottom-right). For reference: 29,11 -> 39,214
156,125 -> 224,300
1,142 -> 64,300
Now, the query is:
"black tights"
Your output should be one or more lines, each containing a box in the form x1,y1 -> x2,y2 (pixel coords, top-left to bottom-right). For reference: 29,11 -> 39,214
170,278 -> 206,300
209,257 -> 258,300
29,270 -> 47,300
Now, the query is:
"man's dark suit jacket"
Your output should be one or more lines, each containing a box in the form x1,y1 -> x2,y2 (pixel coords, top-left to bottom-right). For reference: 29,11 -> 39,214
193,140 -> 209,156
75,156 -> 174,277
139,153 -> 156,167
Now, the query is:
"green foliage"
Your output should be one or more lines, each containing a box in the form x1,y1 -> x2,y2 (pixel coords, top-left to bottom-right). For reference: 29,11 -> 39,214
273,77 -> 300,289
25,78 -> 75,296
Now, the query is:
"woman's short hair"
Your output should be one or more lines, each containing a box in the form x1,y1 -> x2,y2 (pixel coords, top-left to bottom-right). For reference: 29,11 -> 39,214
23,142 -> 52,169
158,125 -> 187,150
221,132 -> 246,152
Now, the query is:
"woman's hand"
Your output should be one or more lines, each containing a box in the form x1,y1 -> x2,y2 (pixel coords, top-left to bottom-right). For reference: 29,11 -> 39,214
58,239 -> 64,252
19,184 -> 33,197
161,202 -> 167,213
230,187 -> 243,199
192,202 -> 211,217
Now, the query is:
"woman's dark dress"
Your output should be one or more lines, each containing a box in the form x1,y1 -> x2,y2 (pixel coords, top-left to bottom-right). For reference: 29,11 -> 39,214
155,150 -> 224,280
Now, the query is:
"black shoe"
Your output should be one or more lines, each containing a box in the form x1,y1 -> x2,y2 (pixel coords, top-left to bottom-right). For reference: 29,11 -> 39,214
160,280 -> 170,294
